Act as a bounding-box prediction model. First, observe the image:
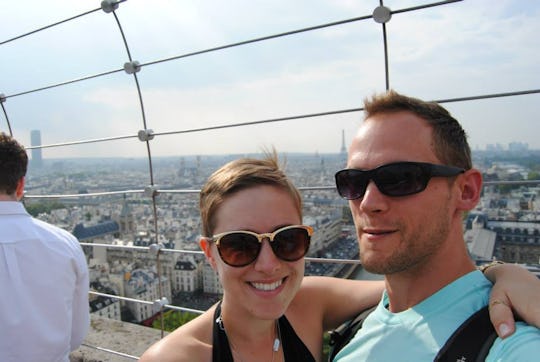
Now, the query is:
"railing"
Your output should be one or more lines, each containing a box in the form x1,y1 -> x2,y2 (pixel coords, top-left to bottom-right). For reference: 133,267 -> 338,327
2,0 -> 539,360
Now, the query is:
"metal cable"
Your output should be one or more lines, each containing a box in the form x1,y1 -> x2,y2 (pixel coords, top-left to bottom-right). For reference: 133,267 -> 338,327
24,189 -> 144,199
19,88 -> 540,152
0,101 -> 13,136
1,15 -> 368,99
0,0 -> 129,45
380,0 -> 390,91
155,249 -> 166,338
435,89 -> 540,103
81,241 -> 372,263
0,8 -> 102,46
382,22 -> 390,91
4,68 -> 125,99
89,290 -> 205,314
108,12 -> 160,289
79,343 -> 138,360
392,0 -> 463,15
23,133 -> 138,150
142,15 -> 372,68
23,179 -> 540,200
2,1 -> 461,101
110,11 -> 156,188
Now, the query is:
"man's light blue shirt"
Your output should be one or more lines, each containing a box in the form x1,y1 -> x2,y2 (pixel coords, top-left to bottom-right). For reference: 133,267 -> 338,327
334,271 -> 540,361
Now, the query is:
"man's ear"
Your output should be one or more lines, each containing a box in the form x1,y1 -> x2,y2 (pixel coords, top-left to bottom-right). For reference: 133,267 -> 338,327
456,169 -> 483,211
15,177 -> 25,200
199,237 -> 218,270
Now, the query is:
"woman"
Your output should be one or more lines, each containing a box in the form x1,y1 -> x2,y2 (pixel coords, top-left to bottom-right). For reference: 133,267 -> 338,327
140,152 -> 540,362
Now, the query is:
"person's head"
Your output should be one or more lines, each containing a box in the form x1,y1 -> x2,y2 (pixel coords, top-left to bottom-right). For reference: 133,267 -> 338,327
362,90 -> 472,169
199,150 -> 303,237
0,132 -> 28,199
335,90 -> 482,275
198,151 -> 310,319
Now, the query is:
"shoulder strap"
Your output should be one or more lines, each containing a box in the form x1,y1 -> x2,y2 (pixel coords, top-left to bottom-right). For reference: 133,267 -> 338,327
327,305 -> 377,362
212,301 -> 235,362
279,315 -> 317,362
329,305 -> 510,362
434,306 -> 497,362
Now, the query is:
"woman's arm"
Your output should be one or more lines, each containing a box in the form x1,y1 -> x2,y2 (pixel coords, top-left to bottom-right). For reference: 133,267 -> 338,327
483,262 -> 540,338
298,276 -> 384,331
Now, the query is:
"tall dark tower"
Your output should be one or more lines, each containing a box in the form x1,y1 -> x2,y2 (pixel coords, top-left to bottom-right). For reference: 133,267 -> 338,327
340,129 -> 347,166
340,129 -> 347,154
30,130 -> 43,168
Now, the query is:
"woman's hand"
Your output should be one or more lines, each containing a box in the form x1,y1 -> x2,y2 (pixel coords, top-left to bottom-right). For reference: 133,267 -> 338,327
484,263 -> 540,338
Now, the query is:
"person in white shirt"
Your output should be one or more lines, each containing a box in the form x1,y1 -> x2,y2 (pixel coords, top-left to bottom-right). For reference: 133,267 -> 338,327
0,132 -> 90,362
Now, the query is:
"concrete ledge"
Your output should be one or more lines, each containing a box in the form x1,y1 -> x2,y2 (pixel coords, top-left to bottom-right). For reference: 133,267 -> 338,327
70,315 -> 167,361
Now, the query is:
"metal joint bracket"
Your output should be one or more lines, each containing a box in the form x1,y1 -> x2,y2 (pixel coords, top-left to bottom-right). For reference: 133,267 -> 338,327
144,185 -> 159,198
373,6 -> 392,24
149,242 -> 164,256
124,61 -> 141,74
138,129 -> 154,141
101,0 -> 119,13
0,94 -> 6,103
152,297 -> 169,314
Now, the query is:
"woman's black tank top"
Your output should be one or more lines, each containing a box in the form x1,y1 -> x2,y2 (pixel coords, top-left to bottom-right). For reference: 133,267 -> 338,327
212,302 -> 316,362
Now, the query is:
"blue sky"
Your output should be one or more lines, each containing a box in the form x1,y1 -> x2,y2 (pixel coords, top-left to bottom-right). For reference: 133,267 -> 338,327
1,0 -> 539,158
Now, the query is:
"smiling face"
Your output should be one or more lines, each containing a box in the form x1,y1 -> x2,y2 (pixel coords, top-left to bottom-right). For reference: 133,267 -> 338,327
348,111 -> 457,275
201,184 -> 305,320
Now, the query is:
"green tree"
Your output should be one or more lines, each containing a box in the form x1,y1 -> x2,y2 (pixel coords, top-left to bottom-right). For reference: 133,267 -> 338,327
152,310 -> 199,332
528,171 -> 540,180
496,172 -> 524,194
24,200 -> 66,217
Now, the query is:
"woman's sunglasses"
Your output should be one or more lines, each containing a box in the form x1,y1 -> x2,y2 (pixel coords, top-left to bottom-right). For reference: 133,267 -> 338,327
335,161 -> 465,200
206,225 -> 313,267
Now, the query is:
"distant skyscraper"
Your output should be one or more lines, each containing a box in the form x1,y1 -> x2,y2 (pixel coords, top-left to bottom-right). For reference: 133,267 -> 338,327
340,129 -> 347,154
30,130 -> 43,168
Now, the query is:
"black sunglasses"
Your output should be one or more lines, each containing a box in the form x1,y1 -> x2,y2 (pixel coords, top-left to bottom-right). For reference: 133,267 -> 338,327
207,225 -> 313,267
335,161 -> 465,200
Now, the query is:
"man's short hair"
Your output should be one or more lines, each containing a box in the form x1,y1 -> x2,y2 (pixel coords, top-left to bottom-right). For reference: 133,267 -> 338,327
363,90 -> 472,170
0,133 -> 28,195
199,150 -> 302,237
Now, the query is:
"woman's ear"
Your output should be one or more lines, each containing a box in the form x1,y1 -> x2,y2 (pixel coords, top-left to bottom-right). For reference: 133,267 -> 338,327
456,168 -> 483,211
200,237 -> 218,270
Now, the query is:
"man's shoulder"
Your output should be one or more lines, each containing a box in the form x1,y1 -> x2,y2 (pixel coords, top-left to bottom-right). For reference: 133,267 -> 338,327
488,322 -> 540,360
30,218 -> 85,259
31,217 -> 77,241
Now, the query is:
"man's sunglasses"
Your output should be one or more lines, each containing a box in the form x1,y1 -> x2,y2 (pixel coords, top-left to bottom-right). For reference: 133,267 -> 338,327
206,225 -> 313,267
335,161 -> 465,200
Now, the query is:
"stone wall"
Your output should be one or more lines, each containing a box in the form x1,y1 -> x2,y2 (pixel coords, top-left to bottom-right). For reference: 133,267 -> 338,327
70,315 -> 166,362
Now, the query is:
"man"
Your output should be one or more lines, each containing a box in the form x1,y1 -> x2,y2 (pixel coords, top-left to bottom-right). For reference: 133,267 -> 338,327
0,133 -> 89,362
333,91 -> 540,360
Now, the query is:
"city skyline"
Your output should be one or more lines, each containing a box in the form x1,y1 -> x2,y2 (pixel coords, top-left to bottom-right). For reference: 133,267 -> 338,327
1,0 -> 539,159
23,128 -> 538,163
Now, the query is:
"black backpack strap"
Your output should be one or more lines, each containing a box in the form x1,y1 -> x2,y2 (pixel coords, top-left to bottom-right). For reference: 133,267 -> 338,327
327,305 -> 377,361
434,306 -> 497,362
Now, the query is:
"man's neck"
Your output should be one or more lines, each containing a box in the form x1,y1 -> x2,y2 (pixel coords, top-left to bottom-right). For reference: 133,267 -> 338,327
0,193 -> 18,201
384,253 -> 476,313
